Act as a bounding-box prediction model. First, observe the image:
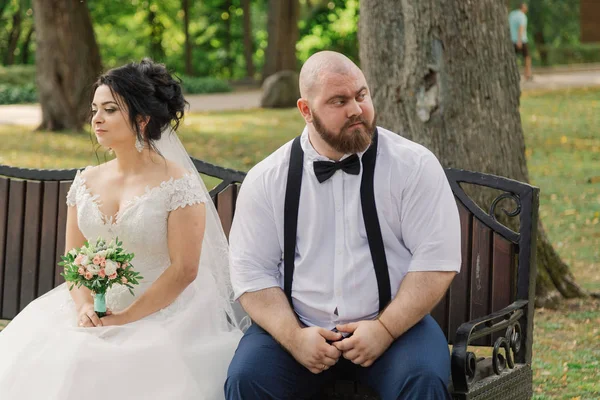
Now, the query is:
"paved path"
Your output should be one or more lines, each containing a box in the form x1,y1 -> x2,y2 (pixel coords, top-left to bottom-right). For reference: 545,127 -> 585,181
1,69 -> 599,127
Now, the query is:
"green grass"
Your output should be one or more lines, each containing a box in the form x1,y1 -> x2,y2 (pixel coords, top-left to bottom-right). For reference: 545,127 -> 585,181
521,88 -> 600,292
1,88 -> 599,398
519,88 -> 600,399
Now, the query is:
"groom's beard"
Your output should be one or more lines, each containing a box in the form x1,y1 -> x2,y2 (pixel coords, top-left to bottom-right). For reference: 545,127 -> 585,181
311,110 -> 376,155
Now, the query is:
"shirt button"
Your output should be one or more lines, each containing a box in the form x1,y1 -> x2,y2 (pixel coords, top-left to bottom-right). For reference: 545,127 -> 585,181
337,250 -> 342,255
335,290 -> 342,297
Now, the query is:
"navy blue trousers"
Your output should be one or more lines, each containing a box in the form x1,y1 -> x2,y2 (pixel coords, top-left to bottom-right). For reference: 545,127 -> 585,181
225,315 -> 451,400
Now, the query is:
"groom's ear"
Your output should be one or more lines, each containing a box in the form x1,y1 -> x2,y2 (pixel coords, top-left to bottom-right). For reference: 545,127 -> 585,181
297,98 -> 313,123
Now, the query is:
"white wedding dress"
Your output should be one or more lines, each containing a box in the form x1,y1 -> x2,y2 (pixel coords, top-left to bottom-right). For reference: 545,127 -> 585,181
0,166 -> 244,399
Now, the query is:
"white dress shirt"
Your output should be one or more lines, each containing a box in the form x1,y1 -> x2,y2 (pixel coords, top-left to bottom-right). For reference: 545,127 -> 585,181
229,126 -> 461,329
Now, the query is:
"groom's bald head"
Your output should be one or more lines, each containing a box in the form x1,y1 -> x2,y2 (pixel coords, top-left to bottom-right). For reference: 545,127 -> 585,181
299,51 -> 364,102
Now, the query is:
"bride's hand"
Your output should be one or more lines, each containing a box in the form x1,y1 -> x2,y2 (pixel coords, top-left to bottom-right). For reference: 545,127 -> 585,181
100,311 -> 128,327
77,303 -> 112,328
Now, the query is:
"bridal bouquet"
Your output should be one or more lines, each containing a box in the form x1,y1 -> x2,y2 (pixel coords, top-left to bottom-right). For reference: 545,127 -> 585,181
60,237 -> 143,317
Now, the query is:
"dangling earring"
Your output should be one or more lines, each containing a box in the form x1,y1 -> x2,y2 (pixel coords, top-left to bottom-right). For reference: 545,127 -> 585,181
135,136 -> 144,153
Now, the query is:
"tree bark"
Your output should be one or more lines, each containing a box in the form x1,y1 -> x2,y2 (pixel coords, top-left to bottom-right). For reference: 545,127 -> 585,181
241,0 -> 255,79
4,7 -> 22,65
263,0 -> 299,80
182,0 -> 193,76
33,0 -> 102,131
359,0 -> 586,307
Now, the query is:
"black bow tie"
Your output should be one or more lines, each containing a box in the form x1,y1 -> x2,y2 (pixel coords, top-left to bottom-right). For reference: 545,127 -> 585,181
313,154 -> 361,183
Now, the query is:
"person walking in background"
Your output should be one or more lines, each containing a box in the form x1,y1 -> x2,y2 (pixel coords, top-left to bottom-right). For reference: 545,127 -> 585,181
509,3 -> 533,81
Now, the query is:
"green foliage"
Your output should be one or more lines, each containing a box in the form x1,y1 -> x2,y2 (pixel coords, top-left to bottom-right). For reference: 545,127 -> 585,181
87,0 -> 267,80
0,64 -> 36,85
542,43 -> 600,65
180,75 -> 232,94
297,0 -> 359,65
507,0 -> 587,66
0,82 -> 37,104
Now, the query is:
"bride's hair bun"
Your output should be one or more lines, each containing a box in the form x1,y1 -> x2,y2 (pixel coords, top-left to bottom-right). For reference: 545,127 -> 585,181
93,58 -> 188,145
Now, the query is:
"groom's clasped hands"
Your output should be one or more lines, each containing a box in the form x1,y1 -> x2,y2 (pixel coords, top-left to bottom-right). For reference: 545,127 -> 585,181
290,319 -> 395,374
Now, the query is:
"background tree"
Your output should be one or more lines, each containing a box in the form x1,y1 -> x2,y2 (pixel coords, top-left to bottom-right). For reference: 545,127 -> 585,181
32,0 -> 102,131
359,0 -> 586,307
182,0 -> 193,75
241,0 -> 255,79
263,0 -> 299,79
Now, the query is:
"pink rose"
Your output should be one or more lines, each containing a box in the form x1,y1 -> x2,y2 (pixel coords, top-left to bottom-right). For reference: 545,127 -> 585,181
74,254 -> 84,266
100,260 -> 106,267
117,262 -> 121,269
121,277 -> 128,284
78,267 -> 85,275
98,269 -> 106,278
123,262 -> 129,268
109,273 -> 117,280
93,255 -> 101,265
84,271 -> 93,280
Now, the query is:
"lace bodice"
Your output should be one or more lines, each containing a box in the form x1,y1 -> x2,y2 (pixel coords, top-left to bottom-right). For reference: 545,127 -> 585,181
65,166 -> 207,310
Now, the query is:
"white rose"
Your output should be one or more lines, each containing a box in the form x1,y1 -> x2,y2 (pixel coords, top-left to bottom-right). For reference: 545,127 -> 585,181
104,259 -> 118,276
87,263 -> 100,274
96,250 -> 107,258
80,255 -> 91,266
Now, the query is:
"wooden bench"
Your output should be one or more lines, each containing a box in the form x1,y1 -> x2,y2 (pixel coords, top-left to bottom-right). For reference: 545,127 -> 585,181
0,162 -> 539,400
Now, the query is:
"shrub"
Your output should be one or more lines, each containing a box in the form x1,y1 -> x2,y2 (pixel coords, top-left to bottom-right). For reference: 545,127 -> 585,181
0,83 -> 38,105
0,65 -> 36,86
179,75 -> 232,94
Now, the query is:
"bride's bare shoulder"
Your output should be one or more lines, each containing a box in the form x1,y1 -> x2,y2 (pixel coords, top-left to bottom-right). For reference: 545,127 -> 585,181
79,161 -> 115,182
164,159 -> 189,180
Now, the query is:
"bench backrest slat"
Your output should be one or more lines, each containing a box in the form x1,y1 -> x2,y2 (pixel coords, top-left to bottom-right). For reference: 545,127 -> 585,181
0,178 -> 9,315
20,181 -> 43,310
3,179 -> 26,319
38,181 -> 60,297
214,184 -> 239,240
469,217 -> 493,345
444,201 -> 472,341
54,182 -> 70,287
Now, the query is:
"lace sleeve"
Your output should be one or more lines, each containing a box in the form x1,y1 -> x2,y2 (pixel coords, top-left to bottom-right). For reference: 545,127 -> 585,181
166,174 -> 208,212
66,170 -> 83,207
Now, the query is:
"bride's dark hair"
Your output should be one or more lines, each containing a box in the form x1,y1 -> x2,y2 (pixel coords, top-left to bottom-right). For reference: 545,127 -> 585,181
92,58 -> 187,150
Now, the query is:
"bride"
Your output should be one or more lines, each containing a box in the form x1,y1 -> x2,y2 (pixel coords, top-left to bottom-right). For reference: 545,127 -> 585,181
0,59 -> 244,399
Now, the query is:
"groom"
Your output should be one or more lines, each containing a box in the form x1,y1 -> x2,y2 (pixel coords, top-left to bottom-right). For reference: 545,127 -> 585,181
225,51 -> 461,399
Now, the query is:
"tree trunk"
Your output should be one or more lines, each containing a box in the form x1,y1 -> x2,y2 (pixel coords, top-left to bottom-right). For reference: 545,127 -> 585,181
263,0 -> 299,80
20,25 -> 33,64
147,4 -> 165,62
182,0 -> 193,76
4,7 -> 22,65
0,0 -> 9,18
533,31 -> 549,67
32,0 -> 102,131
359,0 -> 586,308
223,0 -> 232,77
241,0 -> 255,79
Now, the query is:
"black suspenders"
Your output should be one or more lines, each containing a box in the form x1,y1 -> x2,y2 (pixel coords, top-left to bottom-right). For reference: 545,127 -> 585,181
283,130 -> 392,313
